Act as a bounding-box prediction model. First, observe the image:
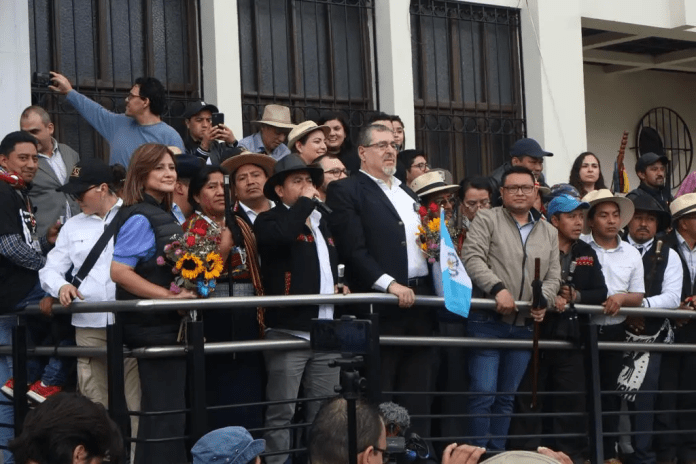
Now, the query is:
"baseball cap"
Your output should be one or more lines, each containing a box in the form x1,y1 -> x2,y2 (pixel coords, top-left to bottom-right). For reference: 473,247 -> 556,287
192,427 -> 265,464
635,152 -> 669,173
184,101 -> 220,120
56,158 -> 114,195
510,138 -> 553,159
546,193 -> 590,218
548,183 -> 580,200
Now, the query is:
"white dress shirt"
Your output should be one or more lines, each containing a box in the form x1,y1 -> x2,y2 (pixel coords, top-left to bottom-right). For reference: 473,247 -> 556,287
39,199 -> 123,328
627,235 -> 682,309
360,170 -> 428,292
676,231 -> 696,286
239,200 -> 275,225
581,233 -> 645,325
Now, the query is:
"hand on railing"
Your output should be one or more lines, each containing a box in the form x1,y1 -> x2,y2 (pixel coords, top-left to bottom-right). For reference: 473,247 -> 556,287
441,443 -> 485,464
387,282 -> 415,308
495,289 -> 516,315
537,446 -> 572,464
554,295 -> 567,313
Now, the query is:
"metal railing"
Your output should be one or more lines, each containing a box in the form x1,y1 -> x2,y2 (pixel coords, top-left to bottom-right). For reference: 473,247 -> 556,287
3,294 -> 696,463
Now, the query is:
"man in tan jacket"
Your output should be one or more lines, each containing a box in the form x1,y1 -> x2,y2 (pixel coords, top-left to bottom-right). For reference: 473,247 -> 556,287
462,165 -> 561,451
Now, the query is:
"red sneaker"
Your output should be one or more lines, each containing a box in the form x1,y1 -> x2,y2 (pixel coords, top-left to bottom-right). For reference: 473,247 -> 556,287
27,381 -> 62,403
1,378 -> 14,399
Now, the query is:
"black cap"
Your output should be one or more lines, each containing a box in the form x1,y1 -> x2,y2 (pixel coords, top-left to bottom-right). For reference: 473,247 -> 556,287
510,138 -> 553,159
263,154 -> 323,203
175,155 -> 204,180
56,158 -> 113,195
635,152 -> 669,173
184,101 -> 219,120
626,189 -> 672,232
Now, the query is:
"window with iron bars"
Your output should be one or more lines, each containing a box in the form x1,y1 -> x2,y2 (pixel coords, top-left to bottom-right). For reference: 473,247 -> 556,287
29,0 -> 201,161
411,0 -> 526,180
237,0 -> 376,141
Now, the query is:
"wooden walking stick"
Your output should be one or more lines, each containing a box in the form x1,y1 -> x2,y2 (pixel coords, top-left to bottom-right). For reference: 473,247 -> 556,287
531,257 -> 542,409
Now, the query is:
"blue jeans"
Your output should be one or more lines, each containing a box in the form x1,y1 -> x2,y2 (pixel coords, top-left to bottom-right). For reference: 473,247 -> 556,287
466,311 -> 534,450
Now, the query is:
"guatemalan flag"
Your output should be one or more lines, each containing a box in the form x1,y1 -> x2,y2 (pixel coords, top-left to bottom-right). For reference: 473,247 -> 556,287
439,209 -> 472,317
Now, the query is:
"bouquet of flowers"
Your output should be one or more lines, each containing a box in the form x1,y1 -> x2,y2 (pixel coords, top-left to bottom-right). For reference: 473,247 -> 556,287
158,218 -> 225,297
416,202 -> 463,263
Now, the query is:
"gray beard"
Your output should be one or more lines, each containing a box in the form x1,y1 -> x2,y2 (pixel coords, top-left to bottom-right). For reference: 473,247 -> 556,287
383,166 -> 396,177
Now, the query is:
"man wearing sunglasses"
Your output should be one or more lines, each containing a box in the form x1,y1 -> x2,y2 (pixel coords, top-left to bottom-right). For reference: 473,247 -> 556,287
49,71 -> 185,167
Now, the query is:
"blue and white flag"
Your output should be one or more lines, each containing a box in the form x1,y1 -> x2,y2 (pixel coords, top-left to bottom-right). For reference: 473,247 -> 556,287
439,209 -> 472,317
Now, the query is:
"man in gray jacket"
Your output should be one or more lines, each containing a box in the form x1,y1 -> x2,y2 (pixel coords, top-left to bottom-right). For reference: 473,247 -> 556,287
462,165 -> 561,451
20,106 -> 80,236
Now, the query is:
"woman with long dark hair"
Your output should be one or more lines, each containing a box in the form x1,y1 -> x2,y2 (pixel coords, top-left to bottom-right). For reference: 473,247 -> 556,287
569,152 -> 606,197
110,143 -> 195,464
316,111 -> 359,173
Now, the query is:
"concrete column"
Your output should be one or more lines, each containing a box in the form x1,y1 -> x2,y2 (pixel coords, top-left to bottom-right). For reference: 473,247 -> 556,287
0,1 -> 32,140
374,0 -> 416,149
200,0 -> 244,141
520,0 -> 587,185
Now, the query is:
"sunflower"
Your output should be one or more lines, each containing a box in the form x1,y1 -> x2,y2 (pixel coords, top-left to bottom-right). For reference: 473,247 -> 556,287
176,253 -> 205,280
204,252 -> 224,280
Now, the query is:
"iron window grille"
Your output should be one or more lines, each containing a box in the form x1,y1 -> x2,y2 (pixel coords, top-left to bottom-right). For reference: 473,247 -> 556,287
237,0 -> 377,141
29,0 -> 202,161
410,0 -> 526,180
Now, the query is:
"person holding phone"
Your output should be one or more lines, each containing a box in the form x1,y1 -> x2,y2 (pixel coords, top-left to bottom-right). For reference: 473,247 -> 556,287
183,101 -> 237,165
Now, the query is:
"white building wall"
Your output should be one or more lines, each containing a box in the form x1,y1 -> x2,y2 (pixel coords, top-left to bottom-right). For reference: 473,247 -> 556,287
583,63 -> 696,192
0,1 -> 32,141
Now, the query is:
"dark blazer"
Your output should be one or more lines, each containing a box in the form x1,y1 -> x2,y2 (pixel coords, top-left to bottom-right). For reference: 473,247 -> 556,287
325,171 -> 421,292
30,142 -> 80,236
254,197 -> 339,331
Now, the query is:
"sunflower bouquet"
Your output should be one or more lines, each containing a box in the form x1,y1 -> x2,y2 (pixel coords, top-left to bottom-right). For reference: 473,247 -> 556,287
416,202 -> 463,263
158,218 -> 225,297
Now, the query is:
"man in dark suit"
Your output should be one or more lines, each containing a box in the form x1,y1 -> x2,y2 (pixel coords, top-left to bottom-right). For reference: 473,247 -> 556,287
325,123 -> 434,438
254,154 -> 346,464
20,106 -> 79,236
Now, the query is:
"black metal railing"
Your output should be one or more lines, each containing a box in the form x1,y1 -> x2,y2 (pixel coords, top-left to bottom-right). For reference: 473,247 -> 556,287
2,295 -> 696,464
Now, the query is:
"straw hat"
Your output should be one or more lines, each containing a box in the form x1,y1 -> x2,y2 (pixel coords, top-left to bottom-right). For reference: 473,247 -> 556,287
670,192 -> 696,220
221,152 -> 276,179
410,171 -> 459,198
287,121 -> 330,151
481,450 -> 561,463
581,189 -> 634,234
253,104 -> 294,130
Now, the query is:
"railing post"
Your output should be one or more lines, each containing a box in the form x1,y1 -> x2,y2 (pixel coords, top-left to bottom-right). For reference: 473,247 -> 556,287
12,320 -> 28,435
106,314 -> 130,450
582,319 -> 604,464
364,308 -> 381,404
187,319 -> 207,444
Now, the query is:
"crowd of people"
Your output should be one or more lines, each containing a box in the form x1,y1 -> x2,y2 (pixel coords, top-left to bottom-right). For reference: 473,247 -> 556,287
0,71 -> 694,464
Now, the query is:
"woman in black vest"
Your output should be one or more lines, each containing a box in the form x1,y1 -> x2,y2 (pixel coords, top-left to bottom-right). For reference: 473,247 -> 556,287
110,143 -> 195,464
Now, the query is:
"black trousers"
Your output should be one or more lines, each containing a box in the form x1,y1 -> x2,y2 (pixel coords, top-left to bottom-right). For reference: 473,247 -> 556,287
654,325 -> 696,462
123,323 -> 187,464
508,346 -> 588,462
380,282 -> 435,440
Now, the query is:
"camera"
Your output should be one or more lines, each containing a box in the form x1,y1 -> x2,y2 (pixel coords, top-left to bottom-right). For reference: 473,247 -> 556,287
211,112 -> 225,127
32,72 -> 52,88
310,316 -> 371,355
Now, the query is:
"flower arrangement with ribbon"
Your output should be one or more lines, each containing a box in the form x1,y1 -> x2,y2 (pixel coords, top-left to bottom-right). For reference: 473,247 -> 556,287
159,217 -> 224,297
416,202 -> 463,263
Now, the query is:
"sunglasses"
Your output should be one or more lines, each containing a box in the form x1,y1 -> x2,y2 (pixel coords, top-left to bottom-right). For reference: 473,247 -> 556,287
68,185 -> 97,202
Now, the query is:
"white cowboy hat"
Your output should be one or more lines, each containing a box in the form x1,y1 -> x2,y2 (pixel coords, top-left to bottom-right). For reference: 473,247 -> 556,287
581,189 -> 634,234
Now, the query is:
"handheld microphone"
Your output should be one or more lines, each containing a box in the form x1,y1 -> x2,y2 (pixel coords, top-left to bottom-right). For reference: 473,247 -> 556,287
312,197 -> 333,215
337,264 -> 345,292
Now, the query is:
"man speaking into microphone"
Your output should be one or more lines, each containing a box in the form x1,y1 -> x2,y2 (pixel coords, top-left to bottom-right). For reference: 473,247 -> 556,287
254,154 -> 350,464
